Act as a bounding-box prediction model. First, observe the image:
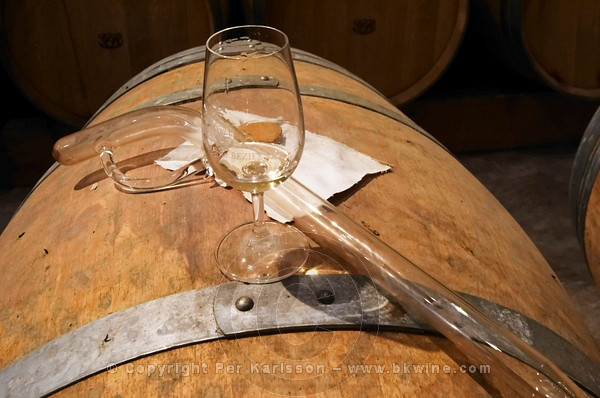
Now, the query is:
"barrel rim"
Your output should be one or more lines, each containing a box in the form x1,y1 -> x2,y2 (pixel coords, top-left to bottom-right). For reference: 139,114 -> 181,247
569,106 -> 600,248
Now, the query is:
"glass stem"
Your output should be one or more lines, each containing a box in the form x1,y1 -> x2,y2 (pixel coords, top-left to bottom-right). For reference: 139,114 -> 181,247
252,192 -> 268,237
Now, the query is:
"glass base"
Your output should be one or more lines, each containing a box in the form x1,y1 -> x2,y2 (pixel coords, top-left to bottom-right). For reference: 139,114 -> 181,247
215,220 -> 310,283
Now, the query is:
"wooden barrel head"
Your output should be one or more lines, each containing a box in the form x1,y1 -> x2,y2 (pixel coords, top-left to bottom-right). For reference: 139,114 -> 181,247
0,0 -> 214,126
1,49 -> 599,396
256,0 -> 468,106
472,0 -> 600,99
520,0 -> 600,99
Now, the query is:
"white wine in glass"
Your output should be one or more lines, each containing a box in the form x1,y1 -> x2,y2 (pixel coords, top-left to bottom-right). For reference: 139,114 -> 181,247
202,25 -> 309,283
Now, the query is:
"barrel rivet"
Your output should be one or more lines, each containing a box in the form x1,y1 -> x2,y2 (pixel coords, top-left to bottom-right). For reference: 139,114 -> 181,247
316,290 -> 335,305
235,296 -> 254,311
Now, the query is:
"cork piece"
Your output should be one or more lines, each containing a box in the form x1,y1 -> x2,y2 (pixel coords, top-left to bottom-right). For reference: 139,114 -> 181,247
239,121 -> 282,143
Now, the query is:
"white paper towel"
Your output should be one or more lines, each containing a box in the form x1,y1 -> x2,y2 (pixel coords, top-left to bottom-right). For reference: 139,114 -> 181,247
156,122 -> 390,221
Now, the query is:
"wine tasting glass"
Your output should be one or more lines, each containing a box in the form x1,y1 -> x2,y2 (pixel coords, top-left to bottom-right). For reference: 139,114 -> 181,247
202,25 -> 309,283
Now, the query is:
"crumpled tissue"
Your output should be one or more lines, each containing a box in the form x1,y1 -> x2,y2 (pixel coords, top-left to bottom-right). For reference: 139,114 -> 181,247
156,120 -> 390,222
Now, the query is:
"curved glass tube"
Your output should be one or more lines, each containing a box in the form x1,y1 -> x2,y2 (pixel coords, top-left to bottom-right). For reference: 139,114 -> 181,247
264,178 -> 585,397
53,106 -> 206,192
52,105 -> 587,397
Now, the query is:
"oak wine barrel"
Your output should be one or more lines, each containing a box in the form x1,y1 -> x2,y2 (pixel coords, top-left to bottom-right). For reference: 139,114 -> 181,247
0,0 -> 216,127
253,0 -> 468,106
1,48 -> 599,396
470,0 -> 600,100
571,106 -> 600,291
